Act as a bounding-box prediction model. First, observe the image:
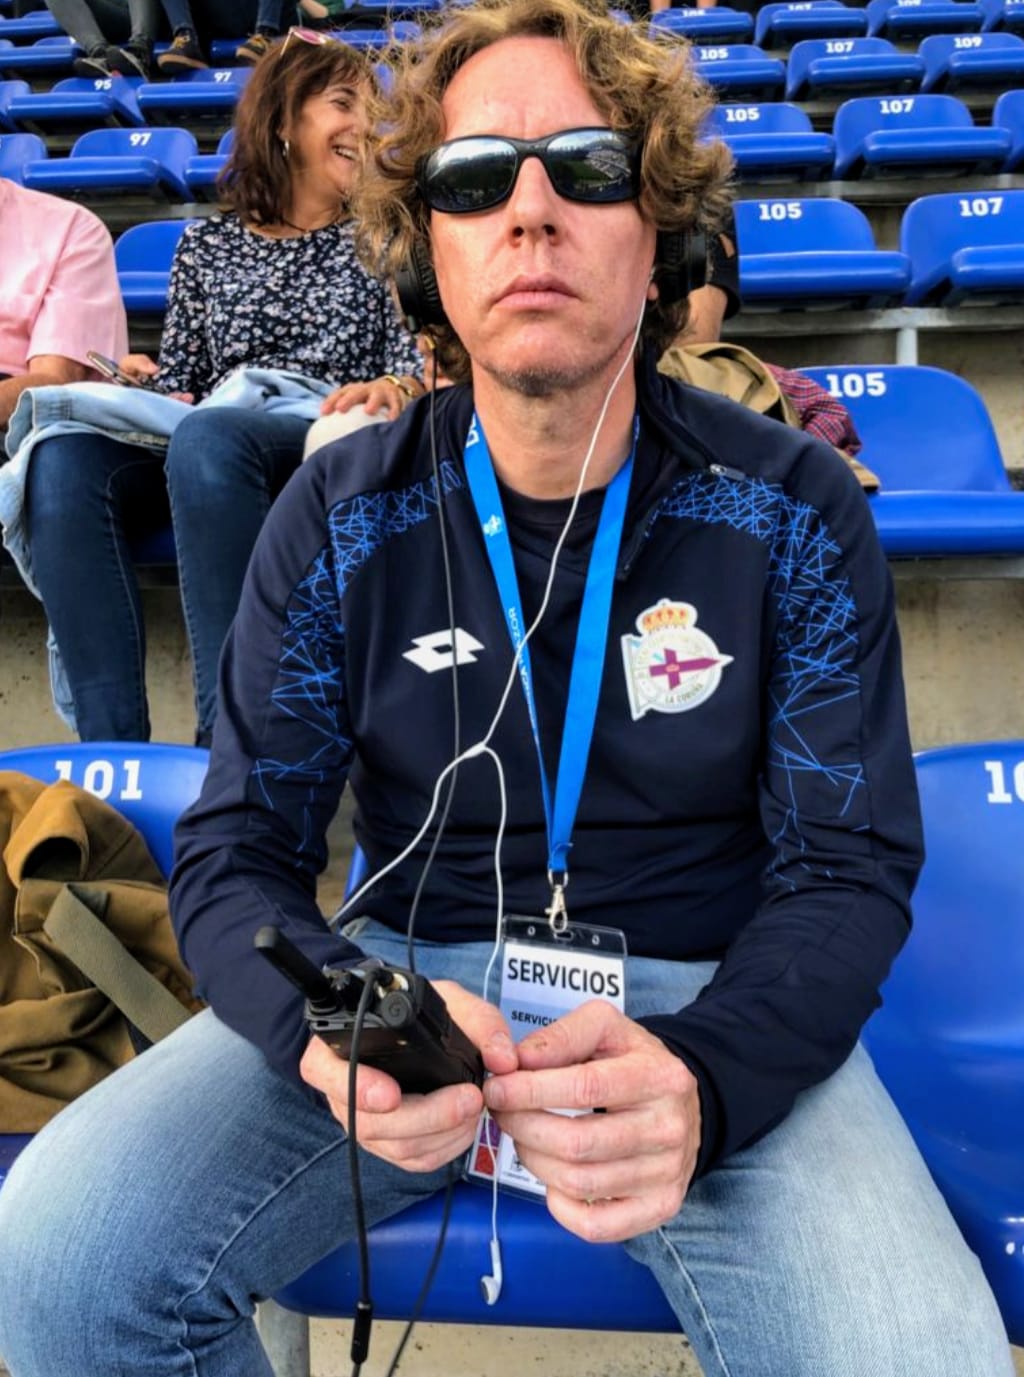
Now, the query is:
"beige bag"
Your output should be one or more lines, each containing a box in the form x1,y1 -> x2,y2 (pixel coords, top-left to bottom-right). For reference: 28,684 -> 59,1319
658,341 -> 881,491
0,774 -> 201,1131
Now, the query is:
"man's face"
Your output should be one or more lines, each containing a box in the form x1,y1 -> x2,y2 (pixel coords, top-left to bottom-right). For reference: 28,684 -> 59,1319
429,36 -> 658,398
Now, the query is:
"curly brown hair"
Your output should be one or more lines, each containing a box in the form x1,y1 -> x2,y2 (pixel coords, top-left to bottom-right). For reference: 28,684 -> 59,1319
218,38 -> 375,228
354,0 -> 734,381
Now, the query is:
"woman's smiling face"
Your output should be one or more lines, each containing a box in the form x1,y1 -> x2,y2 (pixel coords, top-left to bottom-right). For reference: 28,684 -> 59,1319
284,79 -> 368,201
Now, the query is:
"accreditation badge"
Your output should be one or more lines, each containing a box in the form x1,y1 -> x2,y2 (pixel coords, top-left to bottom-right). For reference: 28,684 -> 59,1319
466,917 -> 627,1199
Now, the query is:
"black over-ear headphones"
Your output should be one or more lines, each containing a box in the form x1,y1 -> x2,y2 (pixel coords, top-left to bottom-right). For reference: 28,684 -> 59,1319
393,230 -> 709,334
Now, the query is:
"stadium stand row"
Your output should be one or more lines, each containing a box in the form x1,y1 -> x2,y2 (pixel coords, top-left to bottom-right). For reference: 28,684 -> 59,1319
9,85 -> 1024,176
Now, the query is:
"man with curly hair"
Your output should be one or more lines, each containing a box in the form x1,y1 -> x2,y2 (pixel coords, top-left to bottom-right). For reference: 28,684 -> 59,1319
0,1 -> 1012,1373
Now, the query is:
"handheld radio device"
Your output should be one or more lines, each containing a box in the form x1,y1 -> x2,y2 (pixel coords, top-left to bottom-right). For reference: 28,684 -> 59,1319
254,926 -> 484,1095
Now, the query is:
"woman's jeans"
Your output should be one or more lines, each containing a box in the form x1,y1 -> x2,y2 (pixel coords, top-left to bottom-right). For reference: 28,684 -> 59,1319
44,0 -> 162,50
159,0 -> 293,35
25,409 -> 308,744
0,921 -> 1013,1377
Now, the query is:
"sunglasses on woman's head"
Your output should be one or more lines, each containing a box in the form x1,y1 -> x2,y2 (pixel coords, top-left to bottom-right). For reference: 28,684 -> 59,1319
280,25 -> 344,51
416,127 -> 641,214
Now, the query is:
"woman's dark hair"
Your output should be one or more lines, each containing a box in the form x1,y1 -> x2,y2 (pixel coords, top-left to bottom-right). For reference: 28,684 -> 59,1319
218,39 -> 374,226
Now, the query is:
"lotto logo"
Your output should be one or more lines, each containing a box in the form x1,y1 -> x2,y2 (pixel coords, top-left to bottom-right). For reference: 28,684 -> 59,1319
402,628 -> 485,673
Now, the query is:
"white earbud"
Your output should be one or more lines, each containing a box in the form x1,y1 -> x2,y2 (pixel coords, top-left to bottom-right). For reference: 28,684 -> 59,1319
480,1237 -> 503,1306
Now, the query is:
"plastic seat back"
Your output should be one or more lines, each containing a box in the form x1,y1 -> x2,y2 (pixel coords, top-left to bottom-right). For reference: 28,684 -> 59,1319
690,43 -> 787,98
756,0 -> 868,48
0,128 -> 43,182
8,74 -> 143,132
0,11 -> 63,43
736,195 -> 877,253
832,92 -> 1008,176
863,741 -> 1024,1343
114,217 -> 189,274
994,87 -> 1024,166
786,35 -> 925,97
980,0 -> 1024,31
0,36 -> 80,77
706,100 -> 817,138
867,0 -> 985,37
707,101 -> 837,177
901,187 -> 1024,303
0,742 -> 209,877
651,6 -> 754,41
69,124 -> 196,167
920,28 -> 1024,88
0,75 -> 28,129
801,364 -> 1010,490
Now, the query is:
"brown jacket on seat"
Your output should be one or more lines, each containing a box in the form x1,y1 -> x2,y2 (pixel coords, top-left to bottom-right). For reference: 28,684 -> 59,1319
0,774 -> 199,1132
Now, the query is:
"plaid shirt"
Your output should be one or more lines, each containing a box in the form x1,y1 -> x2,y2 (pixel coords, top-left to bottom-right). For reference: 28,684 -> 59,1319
766,364 -> 863,457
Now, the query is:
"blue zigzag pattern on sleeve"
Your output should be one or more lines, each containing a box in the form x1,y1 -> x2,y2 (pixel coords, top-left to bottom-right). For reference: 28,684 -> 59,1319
659,472 -> 864,885
252,461 -> 464,843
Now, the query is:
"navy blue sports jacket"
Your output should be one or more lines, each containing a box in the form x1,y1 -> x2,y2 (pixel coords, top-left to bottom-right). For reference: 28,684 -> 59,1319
170,356 -> 923,1176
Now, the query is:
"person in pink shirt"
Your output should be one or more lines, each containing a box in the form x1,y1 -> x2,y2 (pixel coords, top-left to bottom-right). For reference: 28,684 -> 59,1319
0,179 -> 127,430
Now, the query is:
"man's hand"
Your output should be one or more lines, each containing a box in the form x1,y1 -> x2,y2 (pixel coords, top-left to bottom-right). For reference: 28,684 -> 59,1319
300,980 -> 518,1173
483,1002 -> 701,1243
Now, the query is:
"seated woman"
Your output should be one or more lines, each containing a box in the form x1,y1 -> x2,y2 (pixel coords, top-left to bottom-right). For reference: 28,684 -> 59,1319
25,34 -> 423,748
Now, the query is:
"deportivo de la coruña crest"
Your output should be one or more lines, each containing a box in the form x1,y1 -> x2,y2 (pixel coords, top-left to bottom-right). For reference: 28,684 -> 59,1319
621,599 -> 734,721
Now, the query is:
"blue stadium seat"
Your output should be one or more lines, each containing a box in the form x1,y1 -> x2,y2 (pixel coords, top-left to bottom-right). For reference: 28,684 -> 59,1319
137,68 -> 250,125
994,87 -> 1024,166
274,1184 -> 679,1334
867,0 -> 985,38
0,35 -> 81,79
832,93 -> 1010,177
21,126 -> 197,202
755,0 -> 868,49
0,741 -> 209,1200
785,35 -> 926,98
0,129 -> 44,183
705,101 -> 836,180
650,7 -> 754,43
735,197 -> 911,307
209,36 -> 244,64
329,26 -> 392,49
0,10 -> 63,43
861,739 -> 1024,1344
349,0 -> 441,11
980,0 -> 1024,31
114,217 -> 191,313
0,76 -> 29,130
901,188 -> 1024,304
0,742 -> 208,877
691,44 -> 787,100
803,364 -> 1024,556
919,29 -> 1024,88
5,75 -> 143,135
184,126 -> 233,199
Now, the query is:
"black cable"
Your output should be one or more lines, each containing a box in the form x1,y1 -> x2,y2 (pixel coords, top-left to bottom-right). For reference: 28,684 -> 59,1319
405,351 -> 462,975
382,1162 -> 458,1377
347,971 -> 379,1377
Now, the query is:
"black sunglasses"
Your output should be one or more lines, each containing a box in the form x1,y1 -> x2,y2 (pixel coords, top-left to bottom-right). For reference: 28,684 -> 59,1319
416,127 -> 640,214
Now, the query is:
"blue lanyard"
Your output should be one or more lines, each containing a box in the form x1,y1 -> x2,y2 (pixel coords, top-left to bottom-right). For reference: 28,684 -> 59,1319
463,412 -> 636,884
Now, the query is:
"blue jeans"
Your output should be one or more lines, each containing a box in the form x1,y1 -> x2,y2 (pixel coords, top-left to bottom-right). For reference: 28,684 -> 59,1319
0,922 -> 1012,1377
160,0 -> 292,35
165,407 -> 309,745
26,410 -> 309,744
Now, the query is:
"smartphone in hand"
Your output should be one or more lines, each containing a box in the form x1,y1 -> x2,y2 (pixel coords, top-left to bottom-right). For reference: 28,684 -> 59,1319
86,351 -> 160,391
